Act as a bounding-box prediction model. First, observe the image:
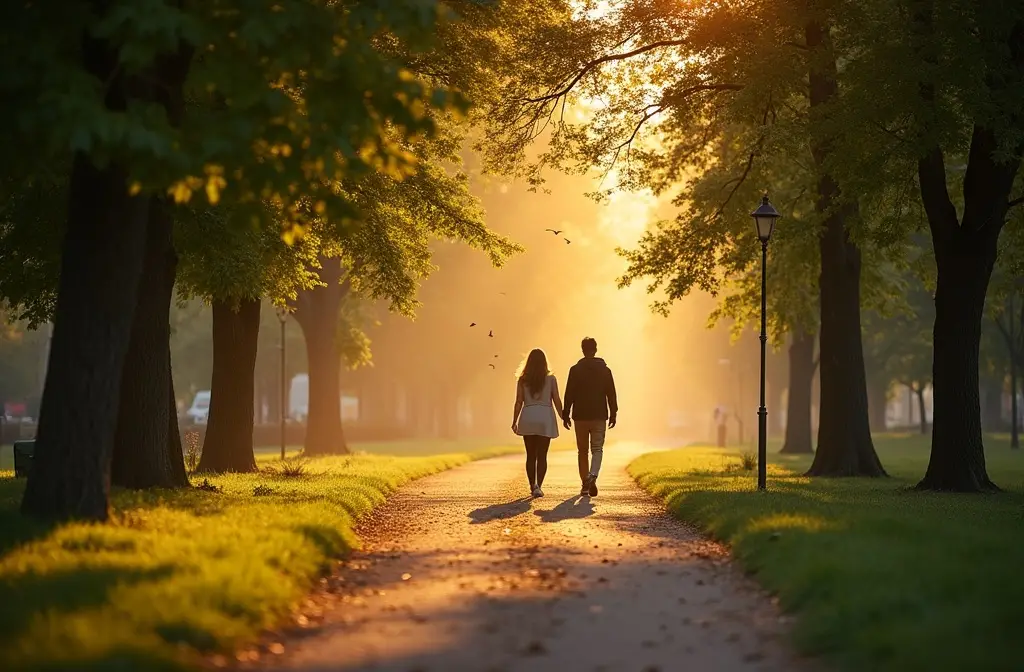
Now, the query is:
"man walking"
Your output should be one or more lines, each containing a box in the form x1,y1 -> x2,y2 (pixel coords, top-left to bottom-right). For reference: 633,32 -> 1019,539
562,337 -> 617,496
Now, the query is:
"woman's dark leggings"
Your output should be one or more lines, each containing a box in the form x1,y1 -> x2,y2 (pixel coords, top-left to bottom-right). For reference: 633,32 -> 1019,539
524,435 -> 551,487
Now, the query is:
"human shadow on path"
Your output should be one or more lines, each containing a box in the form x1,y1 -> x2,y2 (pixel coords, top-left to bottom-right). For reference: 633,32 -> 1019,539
467,496 -> 533,524
534,495 -> 595,523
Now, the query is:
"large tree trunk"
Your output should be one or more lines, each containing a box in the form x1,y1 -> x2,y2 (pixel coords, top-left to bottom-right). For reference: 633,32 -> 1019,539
20,156 -> 149,520
804,20 -> 886,478
111,198 -> 188,489
780,330 -> 815,454
911,7 -> 1022,490
197,299 -> 261,473
292,258 -> 350,455
918,237 -> 999,489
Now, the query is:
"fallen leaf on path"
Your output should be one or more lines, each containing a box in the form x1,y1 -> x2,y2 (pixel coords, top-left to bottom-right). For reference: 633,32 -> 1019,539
401,573 -> 412,581
268,643 -> 285,655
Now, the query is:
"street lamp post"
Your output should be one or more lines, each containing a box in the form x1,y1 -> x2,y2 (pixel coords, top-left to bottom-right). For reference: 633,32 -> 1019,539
276,307 -> 289,461
751,194 -> 781,491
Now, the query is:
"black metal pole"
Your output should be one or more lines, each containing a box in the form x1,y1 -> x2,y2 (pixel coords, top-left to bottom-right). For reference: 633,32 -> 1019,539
280,316 -> 286,461
758,240 -> 768,490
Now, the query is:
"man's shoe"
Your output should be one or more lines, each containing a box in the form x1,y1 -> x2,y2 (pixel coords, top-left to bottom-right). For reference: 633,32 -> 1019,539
587,475 -> 598,497
580,481 -> 589,496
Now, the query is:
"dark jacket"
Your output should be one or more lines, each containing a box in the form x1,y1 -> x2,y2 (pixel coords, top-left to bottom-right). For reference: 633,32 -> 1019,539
563,357 -> 618,422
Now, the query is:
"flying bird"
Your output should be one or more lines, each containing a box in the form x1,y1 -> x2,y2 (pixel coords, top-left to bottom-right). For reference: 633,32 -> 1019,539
545,228 -> 563,235
564,238 -> 571,244
494,354 -> 499,358
488,363 -> 496,369
499,292 -> 507,296
488,330 -> 494,337
469,322 -> 476,327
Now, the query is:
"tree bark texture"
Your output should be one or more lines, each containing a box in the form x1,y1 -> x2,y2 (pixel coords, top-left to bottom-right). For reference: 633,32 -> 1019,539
780,330 -> 815,454
804,20 -> 886,477
111,198 -> 188,489
197,298 -> 261,473
20,155 -> 149,520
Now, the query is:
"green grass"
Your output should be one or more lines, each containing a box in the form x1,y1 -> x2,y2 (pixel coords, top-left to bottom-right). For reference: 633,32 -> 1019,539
629,434 -> 1024,672
0,441 -> 516,671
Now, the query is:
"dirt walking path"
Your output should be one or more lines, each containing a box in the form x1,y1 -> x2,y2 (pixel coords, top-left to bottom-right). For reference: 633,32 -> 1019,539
254,442 -> 812,672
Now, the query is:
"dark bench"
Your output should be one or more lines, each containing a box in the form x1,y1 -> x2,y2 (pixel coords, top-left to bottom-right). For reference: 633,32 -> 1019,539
13,440 -> 34,478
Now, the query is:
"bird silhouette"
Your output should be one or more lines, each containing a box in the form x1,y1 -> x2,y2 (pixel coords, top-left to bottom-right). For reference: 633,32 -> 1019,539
545,228 -> 563,235
494,354 -> 499,358
488,330 -> 494,337
498,292 -> 507,296
488,363 -> 496,369
469,322 -> 476,327
564,238 -> 571,245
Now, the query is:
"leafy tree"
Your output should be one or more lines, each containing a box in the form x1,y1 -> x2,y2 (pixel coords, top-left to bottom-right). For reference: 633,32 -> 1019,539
480,0 -> 889,476
5,0 -> 487,520
176,208 -> 321,473
829,0 -> 1024,490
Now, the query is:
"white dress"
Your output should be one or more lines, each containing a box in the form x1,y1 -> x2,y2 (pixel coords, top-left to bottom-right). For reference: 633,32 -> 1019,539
515,375 -> 559,439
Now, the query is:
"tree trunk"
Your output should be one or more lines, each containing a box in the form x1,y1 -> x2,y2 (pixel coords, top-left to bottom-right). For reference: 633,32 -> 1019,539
917,386 -> 928,435
804,20 -> 886,478
20,155 -> 150,520
197,299 -> 261,473
111,198 -> 188,489
780,330 -> 815,454
867,372 -> 889,434
292,258 -> 350,455
917,237 -> 999,490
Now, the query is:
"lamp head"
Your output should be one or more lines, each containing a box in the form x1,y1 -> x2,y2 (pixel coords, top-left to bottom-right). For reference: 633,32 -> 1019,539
751,194 -> 781,243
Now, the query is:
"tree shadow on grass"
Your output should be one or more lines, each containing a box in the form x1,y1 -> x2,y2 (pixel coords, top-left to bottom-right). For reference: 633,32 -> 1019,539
0,565 -> 179,668
0,478 -> 56,557
467,497 -> 533,524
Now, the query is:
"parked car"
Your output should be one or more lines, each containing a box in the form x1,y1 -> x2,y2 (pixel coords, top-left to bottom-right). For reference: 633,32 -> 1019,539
186,390 -> 211,424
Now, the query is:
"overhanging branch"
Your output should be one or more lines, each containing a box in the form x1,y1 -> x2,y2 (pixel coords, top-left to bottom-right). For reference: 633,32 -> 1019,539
525,39 -> 689,103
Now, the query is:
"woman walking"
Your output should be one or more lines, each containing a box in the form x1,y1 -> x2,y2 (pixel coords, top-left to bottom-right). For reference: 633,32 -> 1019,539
511,349 -> 563,497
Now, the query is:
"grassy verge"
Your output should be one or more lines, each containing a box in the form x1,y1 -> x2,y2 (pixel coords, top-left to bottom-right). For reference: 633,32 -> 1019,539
0,442 -> 516,671
629,434 -> 1024,672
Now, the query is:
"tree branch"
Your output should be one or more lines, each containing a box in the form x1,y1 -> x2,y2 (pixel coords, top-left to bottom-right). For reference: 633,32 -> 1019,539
1009,194 -> 1024,209
524,39 -> 689,103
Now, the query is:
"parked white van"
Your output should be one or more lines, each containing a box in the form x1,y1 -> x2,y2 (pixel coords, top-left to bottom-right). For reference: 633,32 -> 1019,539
186,390 -> 211,424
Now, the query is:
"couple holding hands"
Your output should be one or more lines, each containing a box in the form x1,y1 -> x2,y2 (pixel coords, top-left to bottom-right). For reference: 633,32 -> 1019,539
511,337 -> 618,499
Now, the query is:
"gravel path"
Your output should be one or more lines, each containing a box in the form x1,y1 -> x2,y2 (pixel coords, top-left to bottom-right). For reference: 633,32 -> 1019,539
250,442 -> 812,672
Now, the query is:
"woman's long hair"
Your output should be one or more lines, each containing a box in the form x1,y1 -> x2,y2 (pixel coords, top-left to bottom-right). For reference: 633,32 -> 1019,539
517,349 -> 549,396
